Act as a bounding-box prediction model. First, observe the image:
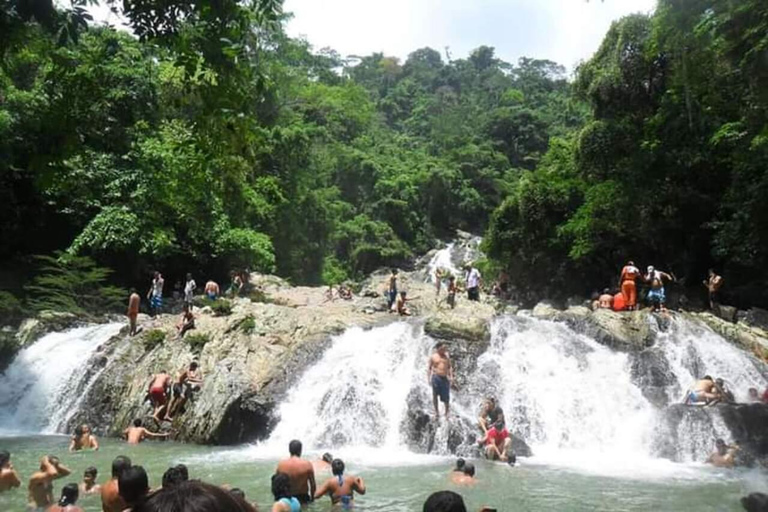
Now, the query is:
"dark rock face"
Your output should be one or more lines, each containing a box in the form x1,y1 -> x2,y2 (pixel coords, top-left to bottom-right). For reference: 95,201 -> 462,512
630,348 -> 678,407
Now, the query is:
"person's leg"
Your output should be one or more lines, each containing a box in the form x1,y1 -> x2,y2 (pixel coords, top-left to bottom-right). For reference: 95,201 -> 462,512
501,438 -> 513,461
484,445 -> 495,459
432,390 -> 440,417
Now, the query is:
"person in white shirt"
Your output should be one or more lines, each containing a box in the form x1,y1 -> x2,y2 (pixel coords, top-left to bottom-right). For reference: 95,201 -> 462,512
464,264 -> 482,302
184,273 -> 196,307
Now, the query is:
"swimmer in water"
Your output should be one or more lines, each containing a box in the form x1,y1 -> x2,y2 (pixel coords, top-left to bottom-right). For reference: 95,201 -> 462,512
47,483 -> 83,512
69,424 -> 99,451
450,463 -> 476,486
123,418 -> 170,444
312,453 -> 334,473
0,450 -> 21,493
314,458 -> 366,508
79,467 -> 101,495
28,455 -> 71,510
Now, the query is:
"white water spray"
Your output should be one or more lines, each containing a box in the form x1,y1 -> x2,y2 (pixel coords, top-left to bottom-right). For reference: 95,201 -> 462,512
0,323 -> 123,435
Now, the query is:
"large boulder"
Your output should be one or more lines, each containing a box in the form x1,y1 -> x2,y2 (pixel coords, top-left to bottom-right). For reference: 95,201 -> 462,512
689,311 -> 768,358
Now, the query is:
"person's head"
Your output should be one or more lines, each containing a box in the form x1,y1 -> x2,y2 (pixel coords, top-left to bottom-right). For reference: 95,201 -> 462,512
628,260 -> 635,266
133,480 -> 256,512
322,452 -> 333,464
74,424 -> 84,437
741,492 -> 768,512
454,458 -> 465,471
715,438 -> 727,455
493,419 -> 504,431
162,466 -> 186,489
708,268 -> 715,277
423,490 -> 467,512
154,271 -> 160,279
134,418 -> 143,428
435,342 -> 446,355
462,463 -> 475,477
485,397 -> 496,408
288,439 -> 302,457
43,455 -> 60,470
271,472 -> 291,501
58,483 -> 79,507
391,268 -> 398,275
119,465 -> 149,506
189,361 -> 199,371
449,275 -> 455,282
83,466 -> 98,483
400,291 -> 407,298
175,464 -> 188,481
111,455 -> 132,479
647,265 -> 654,273
703,375 -> 713,381
187,273 -> 192,280
182,303 -> 190,313
0,450 -> 10,469
716,378 -> 725,387
603,288 -> 610,295
229,488 -> 246,501
331,458 -> 345,476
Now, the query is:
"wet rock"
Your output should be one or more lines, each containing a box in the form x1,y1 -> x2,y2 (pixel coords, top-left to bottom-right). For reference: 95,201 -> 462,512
531,302 -> 559,320
630,348 -> 678,407
689,311 -> 768,357
16,311 -> 82,347
741,308 -> 768,331
424,313 -> 490,343
715,305 -> 738,323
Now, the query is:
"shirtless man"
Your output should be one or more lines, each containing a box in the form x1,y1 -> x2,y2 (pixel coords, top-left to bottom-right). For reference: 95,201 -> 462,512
0,450 -> 21,492
478,397 -> 505,434
166,362 -> 203,420
450,463 -> 476,486
101,455 -> 131,512
148,372 -> 172,422
312,453 -> 333,474
684,375 -> 719,405
314,458 -> 366,507
645,266 -> 674,312
704,269 -> 724,310
707,439 -> 740,468
275,440 -> 316,505
69,424 -> 99,451
204,280 -> 220,300
28,455 -> 71,510
598,288 -> 614,309
79,467 -> 101,495
428,342 -> 453,418
123,418 -> 170,444
394,291 -> 413,316
127,291 -> 140,336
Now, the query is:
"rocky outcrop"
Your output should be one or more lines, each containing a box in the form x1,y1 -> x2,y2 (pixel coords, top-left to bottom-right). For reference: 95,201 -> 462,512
689,311 -> 768,360
16,310 -> 84,347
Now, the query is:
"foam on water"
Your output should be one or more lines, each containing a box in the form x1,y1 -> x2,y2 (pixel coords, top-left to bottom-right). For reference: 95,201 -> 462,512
0,323 -> 123,435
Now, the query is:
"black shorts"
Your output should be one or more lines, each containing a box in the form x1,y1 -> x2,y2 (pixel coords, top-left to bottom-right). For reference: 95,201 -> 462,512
292,493 -> 311,504
173,383 -> 195,399
431,374 -> 450,404
468,287 -> 480,301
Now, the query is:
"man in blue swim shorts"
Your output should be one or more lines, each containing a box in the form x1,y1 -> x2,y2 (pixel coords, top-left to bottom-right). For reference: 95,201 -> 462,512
428,342 -> 453,418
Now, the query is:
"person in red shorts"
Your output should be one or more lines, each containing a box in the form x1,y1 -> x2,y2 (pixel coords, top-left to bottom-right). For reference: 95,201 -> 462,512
147,373 -> 172,422
478,420 -> 513,463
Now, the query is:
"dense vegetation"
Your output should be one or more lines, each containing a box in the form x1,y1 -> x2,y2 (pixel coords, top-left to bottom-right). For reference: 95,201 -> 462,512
1,0 -> 766,313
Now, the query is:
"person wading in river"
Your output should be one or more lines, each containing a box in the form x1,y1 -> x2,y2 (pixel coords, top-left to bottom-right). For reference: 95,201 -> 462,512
707,439 -> 740,468
275,440 -> 316,505
79,467 -> 101,495
101,456 -> 131,512
69,424 -> 99,452
124,419 -> 170,444
0,450 -> 21,492
28,455 -> 71,510
314,458 -> 366,507
428,342 -> 454,419
47,483 -> 83,512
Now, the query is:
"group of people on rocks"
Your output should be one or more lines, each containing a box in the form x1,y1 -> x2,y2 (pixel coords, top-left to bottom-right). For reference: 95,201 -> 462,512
387,262 -> 484,316
146,362 -> 204,423
685,375 -> 768,408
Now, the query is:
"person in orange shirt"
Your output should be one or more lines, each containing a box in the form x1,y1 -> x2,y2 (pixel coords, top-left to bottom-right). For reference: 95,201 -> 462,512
619,261 -> 641,311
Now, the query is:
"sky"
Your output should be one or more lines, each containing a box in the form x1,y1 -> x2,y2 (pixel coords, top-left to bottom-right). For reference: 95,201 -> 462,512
85,0 -> 657,74
284,0 -> 657,73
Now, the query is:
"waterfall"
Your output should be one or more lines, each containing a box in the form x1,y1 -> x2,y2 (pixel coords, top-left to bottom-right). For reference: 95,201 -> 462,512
0,323 -> 123,435
425,243 -> 460,282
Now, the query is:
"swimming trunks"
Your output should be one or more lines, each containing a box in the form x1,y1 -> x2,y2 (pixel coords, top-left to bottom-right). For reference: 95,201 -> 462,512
280,496 -> 301,511
431,374 -> 450,404
467,287 -> 479,301
206,292 -> 217,300
150,294 -> 163,309
150,386 -> 166,405
647,287 -> 665,305
291,493 -> 311,505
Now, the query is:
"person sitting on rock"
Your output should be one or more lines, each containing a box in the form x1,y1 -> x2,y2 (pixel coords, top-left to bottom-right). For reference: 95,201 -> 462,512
706,438 -> 740,468
450,463 -> 476,486
747,388 -> 761,403
123,418 -> 170,444
478,420 -> 513,463
598,289 -> 614,309
394,290 -> 414,316
478,397 -> 505,435
713,378 -> 735,404
683,376 -> 719,405
338,284 -> 353,300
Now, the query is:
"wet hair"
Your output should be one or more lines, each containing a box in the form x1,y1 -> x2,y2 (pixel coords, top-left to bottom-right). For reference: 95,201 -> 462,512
111,455 -> 132,479
288,439 -> 302,457
162,466 -> 186,489
187,273 -> 192,279
134,418 -> 143,427
391,268 -> 398,274
229,488 -> 246,501
48,455 -> 60,467
271,472 -> 292,500
715,438 -> 726,446
703,375 -> 713,381
400,290 -> 407,297
423,490 -> 467,512
74,424 -> 84,437
154,271 -> 160,278
0,450 -> 9,468
175,464 -> 188,481
741,492 -> 768,512
58,483 -> 79,506
749,388 -> 759,396
486,396 -> 496,405
84,466 -> 98,478
322,452 -> 333,464
435,342 -> 445,350
119,465 -> 149,505
453,458 -> 465,471
133,480 -> 256,512
189,362 -> 199,370
449,275 -> 455,281
331,459 -> 345,476
462,463 -> 475,477
603,288 -> 610,294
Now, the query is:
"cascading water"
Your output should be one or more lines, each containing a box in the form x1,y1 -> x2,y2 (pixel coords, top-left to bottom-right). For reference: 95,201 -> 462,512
0,323 -> 123,435
425,243 -> 460,282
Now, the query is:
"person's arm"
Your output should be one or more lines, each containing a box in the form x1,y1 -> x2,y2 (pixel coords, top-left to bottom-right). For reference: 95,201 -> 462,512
448,355 -> 454,382
478,413 -> 488,434
5,466 -> 21,488
353,476 -> 366,495
662,272 -> 674,282
271,501 -> 288,512
69,437 -> 76,452
308,467 -> 316,500
313,478 -> 330,500
53,461 -> 71,479
427,357 -> 433,384
91,435 -> 100,451
144,428 -> 170,439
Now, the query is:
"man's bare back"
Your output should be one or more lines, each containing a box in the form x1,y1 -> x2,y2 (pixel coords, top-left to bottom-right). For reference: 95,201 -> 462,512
125,427 -> 148,444
101,479 -> 126,512
28,456 -> 70,509
276,457 -> 315,499
0,467 -> 21,492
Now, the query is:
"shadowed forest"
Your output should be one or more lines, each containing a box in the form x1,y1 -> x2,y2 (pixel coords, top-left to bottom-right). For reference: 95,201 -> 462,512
1,0 -> 767,316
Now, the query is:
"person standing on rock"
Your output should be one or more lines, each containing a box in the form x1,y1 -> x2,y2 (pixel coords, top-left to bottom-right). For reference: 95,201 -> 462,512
0,450 -> 21,492
644,266 -> 673,312
464,264 -> 482,302
101,455 -> 131,512
128,290 -> 141,336
428,342 -> 453,418
619,261 -> 641,311
27,455 -> 71,510
703,269 -> 724,310
386,269 -> 399,311
184,273 -> 197,308
147,271 -> 164,317
148,372 -> 173,422
446,276 -> 458,309
275,440 -> 316,506
205,280 -> 220,301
